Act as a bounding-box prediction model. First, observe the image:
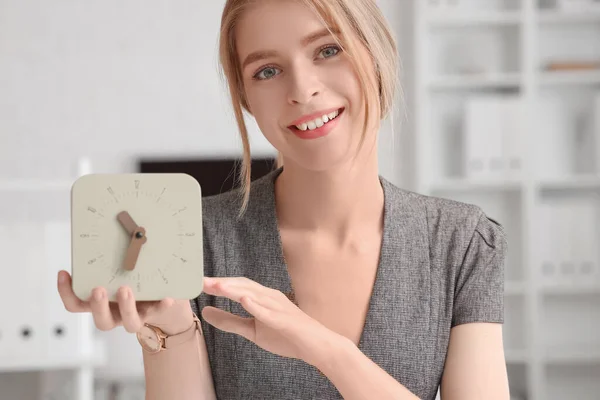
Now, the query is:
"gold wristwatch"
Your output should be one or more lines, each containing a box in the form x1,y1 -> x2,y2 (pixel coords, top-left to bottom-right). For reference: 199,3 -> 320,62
136,313 -> 201,354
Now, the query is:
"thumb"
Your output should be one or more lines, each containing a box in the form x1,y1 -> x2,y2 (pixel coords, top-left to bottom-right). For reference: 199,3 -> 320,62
201,306 -> 255,342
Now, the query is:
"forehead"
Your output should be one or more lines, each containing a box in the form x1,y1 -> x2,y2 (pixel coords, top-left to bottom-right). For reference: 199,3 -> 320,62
235,0 -> 329,57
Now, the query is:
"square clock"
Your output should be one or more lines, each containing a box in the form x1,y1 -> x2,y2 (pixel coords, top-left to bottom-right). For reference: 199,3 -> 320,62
71,173 -> 204,302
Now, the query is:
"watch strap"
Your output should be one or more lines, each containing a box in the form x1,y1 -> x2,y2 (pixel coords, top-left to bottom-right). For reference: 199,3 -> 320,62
163,313 -> 201,349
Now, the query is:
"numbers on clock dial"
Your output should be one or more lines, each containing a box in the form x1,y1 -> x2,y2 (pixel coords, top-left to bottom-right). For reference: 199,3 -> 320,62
158,269 -> 169,284
80,178 -> 198,289
88,206 -> 105,218
177,232 -> 196,239
172,253 -> 188,264
107,186 -> 120,203
172,206 -> 187,217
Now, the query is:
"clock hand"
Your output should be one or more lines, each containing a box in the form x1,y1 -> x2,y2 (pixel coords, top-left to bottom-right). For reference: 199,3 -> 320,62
122,226 -> 147,271
117,211 -> 139,236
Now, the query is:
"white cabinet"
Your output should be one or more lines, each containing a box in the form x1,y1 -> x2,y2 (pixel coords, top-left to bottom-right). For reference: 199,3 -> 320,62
413,1 -> 600,399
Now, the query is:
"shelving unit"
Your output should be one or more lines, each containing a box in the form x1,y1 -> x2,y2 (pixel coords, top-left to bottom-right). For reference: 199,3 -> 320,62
0,157 -> 107,400
414,1 -> 600,399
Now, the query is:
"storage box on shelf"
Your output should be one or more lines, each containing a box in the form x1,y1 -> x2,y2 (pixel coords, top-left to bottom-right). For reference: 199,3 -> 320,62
533,91 -> 600,180
540,291 -> 600,366
544,364 -> 600,400
537,188 -> 600,294
0,158 -> 106,400
414,1 -> 599,399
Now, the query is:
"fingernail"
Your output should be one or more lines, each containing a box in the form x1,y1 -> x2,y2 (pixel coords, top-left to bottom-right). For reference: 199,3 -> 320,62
58,272 -> 66,283
94,289 -> 104,301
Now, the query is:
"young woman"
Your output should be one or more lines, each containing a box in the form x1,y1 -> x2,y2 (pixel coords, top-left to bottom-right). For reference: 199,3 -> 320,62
58,1 -> 510,399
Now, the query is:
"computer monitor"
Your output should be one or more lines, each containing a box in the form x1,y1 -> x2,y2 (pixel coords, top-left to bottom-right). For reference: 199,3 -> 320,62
138,156 -> 277,197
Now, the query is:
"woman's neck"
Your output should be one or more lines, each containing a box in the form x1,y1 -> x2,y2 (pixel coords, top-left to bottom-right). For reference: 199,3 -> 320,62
274,153 -> 384,240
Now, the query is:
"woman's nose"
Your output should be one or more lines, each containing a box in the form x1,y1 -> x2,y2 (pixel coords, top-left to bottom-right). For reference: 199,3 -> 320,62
287,68 -> 322,105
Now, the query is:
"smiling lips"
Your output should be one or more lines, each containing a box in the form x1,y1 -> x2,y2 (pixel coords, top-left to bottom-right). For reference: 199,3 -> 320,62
287,107 -> 345,140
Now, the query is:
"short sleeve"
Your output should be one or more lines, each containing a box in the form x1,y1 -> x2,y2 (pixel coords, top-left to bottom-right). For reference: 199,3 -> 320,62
452,212 -> 507,327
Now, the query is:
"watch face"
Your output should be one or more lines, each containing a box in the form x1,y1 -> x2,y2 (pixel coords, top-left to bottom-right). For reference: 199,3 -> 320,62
137,325 -> 162,353
71,173 -> 204,301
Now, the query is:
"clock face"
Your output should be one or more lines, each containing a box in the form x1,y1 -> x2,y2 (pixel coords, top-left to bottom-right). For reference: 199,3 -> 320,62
71,173 -> 204,302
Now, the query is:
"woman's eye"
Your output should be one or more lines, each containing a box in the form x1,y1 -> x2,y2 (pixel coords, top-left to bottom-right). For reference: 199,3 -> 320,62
254,66 -> 281,81
318,45 -> 340,59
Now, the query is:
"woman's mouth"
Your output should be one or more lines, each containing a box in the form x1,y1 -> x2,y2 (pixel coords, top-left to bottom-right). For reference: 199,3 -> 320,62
288,108 -> 345,140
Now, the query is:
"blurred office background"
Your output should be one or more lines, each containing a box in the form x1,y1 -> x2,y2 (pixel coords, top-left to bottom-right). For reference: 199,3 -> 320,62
1,0 -> 599,399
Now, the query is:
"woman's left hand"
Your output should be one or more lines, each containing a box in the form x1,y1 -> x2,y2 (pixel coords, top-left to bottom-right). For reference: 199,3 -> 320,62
200,276 -> 336,366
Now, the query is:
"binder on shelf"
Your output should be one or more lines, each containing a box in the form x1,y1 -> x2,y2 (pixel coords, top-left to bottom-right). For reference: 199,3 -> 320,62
464,95 -> 524,181
539,204 -> 561,285
534,96 -> 573,179
501,98 -> 525,179
556,205 -> 576,282
1,222 -> 46,362
44,221 -> 93,361
0,224 -> 11,359
570,200 -> 600,283
595,93 -> 600,175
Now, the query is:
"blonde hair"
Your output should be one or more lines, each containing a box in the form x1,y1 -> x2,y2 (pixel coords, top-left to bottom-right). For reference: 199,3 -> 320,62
218,0 -> 400,215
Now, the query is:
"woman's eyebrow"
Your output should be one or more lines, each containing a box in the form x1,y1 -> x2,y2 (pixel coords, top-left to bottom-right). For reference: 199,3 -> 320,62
241,28 -> 338,70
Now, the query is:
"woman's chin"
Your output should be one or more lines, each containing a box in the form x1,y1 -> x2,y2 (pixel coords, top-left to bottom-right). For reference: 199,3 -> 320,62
282,145 -> 355,172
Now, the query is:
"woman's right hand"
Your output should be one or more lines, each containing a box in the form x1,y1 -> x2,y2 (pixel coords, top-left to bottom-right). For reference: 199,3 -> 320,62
57,270 -> 195,335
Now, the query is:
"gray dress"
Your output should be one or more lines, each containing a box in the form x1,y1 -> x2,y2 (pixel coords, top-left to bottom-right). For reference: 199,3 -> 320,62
190,168 -> 506,400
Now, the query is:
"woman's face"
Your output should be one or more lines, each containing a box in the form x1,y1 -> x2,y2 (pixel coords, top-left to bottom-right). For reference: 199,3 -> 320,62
235,0 -> 377,171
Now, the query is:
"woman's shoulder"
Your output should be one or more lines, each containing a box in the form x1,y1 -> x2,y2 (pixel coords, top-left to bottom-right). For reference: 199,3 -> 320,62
383,179 -> 507,257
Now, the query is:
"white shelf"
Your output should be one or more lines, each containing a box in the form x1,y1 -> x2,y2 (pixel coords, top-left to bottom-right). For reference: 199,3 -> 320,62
539,70 -> 600,86
0,339 -> 106,373
538,9 -> 600,24
427,73 -> 522,90
414,2 -> 600,399
427,10 -> 523,27
540,283 -> 600,295
0,180 -> 74,192
543,347 -> 600,365
431,177 -> 523,192
537,176 -> 600,191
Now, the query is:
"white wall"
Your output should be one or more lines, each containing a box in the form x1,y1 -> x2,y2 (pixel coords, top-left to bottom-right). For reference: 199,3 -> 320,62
0,0 -> 412,183
0,0 -> 273,179
0,0 -> 413,394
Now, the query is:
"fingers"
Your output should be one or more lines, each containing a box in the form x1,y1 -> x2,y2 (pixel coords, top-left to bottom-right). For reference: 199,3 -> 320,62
201,306 -> 255,341
116,286 -> 143,333
204,276 -> 274,295
203,277 -> 282,310
89,287 -> 118,331
240,296 -> 274,324
57,270 -> 91,313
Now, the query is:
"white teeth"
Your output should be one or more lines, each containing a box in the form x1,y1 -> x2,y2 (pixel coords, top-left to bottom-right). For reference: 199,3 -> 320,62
295,109 -> 341,131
